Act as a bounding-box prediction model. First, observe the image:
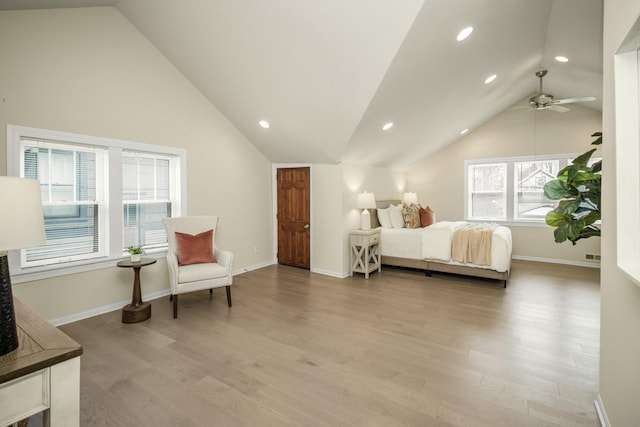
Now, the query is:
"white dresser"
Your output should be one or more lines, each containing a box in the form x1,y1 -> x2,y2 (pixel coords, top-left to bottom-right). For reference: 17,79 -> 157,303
0,299 -> 82,427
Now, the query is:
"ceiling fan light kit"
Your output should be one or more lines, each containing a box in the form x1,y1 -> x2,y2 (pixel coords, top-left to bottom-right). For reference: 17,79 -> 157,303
526,69 -> 596,113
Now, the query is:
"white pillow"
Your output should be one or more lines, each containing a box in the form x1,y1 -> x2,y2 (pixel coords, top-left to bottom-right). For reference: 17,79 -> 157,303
389,204 -> 405,228
377,207 -> 392,228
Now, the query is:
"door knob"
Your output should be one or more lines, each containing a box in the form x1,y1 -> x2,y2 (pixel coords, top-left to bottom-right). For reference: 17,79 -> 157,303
304,224 -> 310,229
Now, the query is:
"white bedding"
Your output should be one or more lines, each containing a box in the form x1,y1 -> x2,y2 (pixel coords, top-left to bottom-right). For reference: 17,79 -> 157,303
379,221 -> 512,273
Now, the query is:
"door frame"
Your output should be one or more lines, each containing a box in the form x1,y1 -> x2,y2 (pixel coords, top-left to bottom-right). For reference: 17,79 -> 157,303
272,164 -> 313,269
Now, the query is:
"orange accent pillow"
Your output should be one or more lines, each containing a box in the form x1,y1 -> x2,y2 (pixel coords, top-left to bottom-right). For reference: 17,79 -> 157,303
175,229 -> 216,266
419,206 -> 435,227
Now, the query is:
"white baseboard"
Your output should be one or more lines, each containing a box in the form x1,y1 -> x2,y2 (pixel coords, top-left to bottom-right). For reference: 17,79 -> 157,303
51,261 -> 274,326
594,394 -> 610,427
233,260 -> 275,276
311,268 -> 349,279
50,288 -> 171,326
512,255 -> 601,269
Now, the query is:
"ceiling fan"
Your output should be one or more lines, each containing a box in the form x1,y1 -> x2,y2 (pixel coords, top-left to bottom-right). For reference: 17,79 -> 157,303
524,69 -> 596,113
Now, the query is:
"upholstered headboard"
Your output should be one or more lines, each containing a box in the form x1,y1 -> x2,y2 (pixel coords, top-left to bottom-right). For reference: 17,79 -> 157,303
370,199 -> 401,229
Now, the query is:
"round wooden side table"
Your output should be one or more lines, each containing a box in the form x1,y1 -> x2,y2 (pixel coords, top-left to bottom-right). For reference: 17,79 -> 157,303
117,257 -> 157,323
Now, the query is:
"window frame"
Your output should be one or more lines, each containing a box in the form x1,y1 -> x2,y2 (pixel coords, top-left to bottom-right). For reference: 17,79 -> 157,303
121,151 -> 178,251
6,125 -> 187,283
20,140 -> 109,268
464,153 -> 588,226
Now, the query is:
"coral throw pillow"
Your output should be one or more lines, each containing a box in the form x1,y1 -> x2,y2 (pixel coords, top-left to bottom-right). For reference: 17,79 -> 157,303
419,206 -> 435,227
175,229 -> 216,266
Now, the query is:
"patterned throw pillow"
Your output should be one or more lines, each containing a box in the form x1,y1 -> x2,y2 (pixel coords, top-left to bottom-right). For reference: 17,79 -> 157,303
402,203 -> 421,228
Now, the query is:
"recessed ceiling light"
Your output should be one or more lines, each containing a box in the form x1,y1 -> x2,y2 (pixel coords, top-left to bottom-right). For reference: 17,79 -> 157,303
258,120 -> 270,129
382,122 -> 394,131
484,74 -> 497,84
555,55 -> 569,63
457,26 -> 473,42
460,128 -> 469,135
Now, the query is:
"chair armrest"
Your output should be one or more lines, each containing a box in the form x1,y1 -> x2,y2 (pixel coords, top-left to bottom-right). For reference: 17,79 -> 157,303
215,249 -> 234,280
166,251 -> 179,293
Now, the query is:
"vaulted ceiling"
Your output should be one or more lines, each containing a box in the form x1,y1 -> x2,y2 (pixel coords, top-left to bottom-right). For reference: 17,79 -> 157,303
0,0 -> 603,170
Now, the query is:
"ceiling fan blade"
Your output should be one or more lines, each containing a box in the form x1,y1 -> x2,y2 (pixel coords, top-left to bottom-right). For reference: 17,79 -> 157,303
554,96 -> 597,105
507,105 -> 530,111
548,105 -> 570,113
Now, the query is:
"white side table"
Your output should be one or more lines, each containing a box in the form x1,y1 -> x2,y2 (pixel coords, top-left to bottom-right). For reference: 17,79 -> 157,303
350,229 -> 381,279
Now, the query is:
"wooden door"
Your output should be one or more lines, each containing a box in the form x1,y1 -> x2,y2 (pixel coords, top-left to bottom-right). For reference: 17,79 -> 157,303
277,167 -> 310,269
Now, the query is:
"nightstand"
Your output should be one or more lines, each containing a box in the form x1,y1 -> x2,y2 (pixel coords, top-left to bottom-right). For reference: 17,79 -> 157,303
349,229 -> 381,279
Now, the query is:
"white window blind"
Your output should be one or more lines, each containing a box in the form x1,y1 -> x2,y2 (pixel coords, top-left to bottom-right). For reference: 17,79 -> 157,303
20,139 -> 108,266
467,162 -> 507,220
122,151 -> 176,251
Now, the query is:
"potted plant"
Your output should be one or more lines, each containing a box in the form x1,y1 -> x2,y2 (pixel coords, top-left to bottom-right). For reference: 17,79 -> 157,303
543,132 -> 602,245
126,245 -> 145,262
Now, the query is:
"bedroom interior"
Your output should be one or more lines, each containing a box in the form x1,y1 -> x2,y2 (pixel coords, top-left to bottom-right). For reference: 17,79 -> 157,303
1,0 -> 639,425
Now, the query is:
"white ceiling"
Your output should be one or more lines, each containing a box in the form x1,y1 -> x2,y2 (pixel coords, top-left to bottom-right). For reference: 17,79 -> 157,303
0,0 -> 603,170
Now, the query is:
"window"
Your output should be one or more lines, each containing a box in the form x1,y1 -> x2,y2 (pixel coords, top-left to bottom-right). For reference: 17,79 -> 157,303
21,140 -> 107,267
467,163 -> 506,220
7,125 -> 186,281
122,152 -> 175,250
465,154 -> 599,224
513,159 -> 559,220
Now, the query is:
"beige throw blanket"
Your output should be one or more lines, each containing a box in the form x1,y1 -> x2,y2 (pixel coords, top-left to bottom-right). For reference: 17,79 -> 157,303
451,223 -> 497,266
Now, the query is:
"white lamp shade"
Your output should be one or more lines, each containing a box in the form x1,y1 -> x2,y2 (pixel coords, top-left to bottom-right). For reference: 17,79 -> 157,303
0,177 -> 46,251
403,192 -> 418,205
357,192 -> 376,209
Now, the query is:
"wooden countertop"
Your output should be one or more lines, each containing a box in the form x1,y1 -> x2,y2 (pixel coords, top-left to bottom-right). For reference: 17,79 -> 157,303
0,298 -> 83,384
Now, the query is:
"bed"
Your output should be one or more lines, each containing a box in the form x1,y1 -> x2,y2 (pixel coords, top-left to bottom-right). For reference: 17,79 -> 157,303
373,201 -> 512,287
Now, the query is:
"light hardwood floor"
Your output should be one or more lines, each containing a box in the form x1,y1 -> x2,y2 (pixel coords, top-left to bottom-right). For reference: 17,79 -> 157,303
60,260 -> 600,427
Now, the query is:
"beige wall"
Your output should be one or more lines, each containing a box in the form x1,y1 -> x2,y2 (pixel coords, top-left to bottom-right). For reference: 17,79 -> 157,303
0,8 -> 273,321
340,163 -> 407,274
600,1 -> 640,424
310,163 -> 407,276
311,164 -> 344,275
407,102 -> 602,265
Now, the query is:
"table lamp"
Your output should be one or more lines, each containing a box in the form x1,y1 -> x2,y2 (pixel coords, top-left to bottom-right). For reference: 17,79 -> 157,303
403,192 -> 418,205
357,192 -> 376,230
0,177 -> 46,356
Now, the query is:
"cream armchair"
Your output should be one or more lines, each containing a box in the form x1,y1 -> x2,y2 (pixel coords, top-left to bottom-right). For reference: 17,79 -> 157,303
162,216 -> 233,319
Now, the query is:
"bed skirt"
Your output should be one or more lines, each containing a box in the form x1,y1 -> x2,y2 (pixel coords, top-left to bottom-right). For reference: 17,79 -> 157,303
381,255 -> 509,286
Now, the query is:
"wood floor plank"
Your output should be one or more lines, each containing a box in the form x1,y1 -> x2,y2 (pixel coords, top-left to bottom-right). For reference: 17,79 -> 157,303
60,260 -> 600,426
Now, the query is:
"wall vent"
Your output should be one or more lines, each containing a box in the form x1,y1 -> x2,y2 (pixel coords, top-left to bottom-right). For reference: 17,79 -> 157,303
585,254 -> 602,261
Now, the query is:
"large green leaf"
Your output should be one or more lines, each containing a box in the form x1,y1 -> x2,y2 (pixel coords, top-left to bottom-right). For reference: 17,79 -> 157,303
556,166 -> 571,183
553,225 -> 568,243
572,148 -> 597,168
579,228 -> 601,239
556,200 -> 579,215
582,210 -> 601,225
546,211 -> 566,227
544,180 -> 574,200
570,171 -> 601,185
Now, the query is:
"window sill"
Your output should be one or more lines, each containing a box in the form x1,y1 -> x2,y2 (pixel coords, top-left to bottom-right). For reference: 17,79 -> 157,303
11,250 -> 167,284
465,219 -> 552,228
